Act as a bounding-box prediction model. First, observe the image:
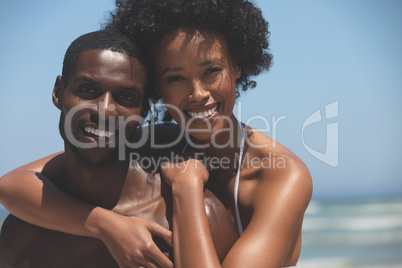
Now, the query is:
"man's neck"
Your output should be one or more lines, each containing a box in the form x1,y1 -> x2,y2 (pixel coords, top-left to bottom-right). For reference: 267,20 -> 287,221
62,145 -> 164,209
64,147 -> 127,208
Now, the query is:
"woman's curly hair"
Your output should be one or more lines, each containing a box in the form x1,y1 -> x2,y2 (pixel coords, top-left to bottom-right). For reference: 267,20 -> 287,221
106,0 -> 272,91
104,0 -> 272,121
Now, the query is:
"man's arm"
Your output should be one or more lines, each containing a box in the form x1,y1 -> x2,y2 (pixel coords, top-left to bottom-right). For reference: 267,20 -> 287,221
0,153 -> 104,238
0,153 -> 173,268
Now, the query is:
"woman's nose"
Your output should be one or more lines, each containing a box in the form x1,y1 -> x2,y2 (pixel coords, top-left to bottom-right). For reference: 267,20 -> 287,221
189,81 -> 210,102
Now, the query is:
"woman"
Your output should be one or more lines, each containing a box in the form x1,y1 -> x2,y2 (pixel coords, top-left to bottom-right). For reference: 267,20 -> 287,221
0,0 -> 312,267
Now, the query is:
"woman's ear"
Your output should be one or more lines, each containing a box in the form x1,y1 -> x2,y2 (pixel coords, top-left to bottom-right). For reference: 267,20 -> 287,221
234,64 -> 241,79
52,75 -> 64,110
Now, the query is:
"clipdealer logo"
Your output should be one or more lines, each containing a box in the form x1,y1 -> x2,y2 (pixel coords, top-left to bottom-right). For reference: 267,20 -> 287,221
61,100 -> 339,167
302,100 -> 339,167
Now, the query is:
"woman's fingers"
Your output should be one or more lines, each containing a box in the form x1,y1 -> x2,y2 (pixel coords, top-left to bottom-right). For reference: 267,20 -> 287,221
144,244 -> 173,268
145,222 -> 173,268
148,222 -> 173,247
101,216 -> 173,268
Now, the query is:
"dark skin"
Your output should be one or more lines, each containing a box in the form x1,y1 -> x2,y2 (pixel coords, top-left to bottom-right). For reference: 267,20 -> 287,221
0,49 -> 237,268
154,28 -> 311,267
0,158 -> 236,268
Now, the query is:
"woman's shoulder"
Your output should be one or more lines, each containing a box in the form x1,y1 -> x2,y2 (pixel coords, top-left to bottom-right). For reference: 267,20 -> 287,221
243,124 -> 312,194
244,124 -> 305,165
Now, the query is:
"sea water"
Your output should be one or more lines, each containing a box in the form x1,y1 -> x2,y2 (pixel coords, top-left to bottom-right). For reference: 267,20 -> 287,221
298,196 -> 402,268
1,197 -> 402,267
0,205 -> 7,227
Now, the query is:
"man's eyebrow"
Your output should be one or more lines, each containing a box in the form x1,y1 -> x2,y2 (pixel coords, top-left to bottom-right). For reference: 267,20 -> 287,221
121,85 -> 142,92
122,85 -> 143,99
75,76 -> 100,84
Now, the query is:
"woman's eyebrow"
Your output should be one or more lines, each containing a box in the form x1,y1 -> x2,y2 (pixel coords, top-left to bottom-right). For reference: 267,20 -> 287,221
161,66 -> 184,76
199,57 -> 224,67
160,58 -> 225,75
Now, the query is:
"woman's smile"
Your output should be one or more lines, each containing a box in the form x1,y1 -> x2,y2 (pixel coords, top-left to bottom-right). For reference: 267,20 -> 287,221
155,27 -> 240,140
185,102 -> 221,123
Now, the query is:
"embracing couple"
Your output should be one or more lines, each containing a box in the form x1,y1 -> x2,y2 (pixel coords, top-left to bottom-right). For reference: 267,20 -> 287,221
0,0 -> 312,267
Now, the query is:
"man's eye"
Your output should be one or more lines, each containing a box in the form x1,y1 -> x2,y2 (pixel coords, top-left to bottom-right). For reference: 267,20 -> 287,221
78,86 -> 98,99
205,67 -> 222,75
167,76 -> 184,83
118,93 -> 135,103
80,86 -> 96,94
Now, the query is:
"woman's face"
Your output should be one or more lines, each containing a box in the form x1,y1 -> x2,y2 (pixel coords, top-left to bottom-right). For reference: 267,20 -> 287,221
155,27 -> 241,142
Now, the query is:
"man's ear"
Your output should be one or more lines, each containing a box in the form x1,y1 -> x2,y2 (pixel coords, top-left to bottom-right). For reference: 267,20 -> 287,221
52,75 -> 64,110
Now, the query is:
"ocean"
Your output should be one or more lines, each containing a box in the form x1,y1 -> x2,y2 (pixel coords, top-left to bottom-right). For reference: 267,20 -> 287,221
298,196 -> 402,268
1,196 -> 402,267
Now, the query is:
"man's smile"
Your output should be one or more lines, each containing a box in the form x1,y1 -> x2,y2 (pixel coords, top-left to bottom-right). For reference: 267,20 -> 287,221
83,126 -> 115,139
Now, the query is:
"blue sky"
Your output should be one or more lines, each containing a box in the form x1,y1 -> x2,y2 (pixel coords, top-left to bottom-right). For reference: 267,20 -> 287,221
0,0 -> 401,201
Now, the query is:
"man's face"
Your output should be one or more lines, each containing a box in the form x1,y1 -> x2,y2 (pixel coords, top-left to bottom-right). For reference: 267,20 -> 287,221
55,49 -> 146,165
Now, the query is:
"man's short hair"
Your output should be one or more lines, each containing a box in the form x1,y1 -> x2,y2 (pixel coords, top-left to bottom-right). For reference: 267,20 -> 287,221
61,30 -> 150,118
62,30 -> 143,83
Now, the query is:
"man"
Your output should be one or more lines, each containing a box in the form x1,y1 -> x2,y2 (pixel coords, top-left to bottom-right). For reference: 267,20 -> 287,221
0,31 -> 237,268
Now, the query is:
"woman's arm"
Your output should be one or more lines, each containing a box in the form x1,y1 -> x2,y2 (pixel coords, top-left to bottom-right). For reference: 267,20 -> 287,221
161,155 -> 312,268
0,153 -> 173,268
161,159 -> 220,267
222,155 -> 312,267
0,152 -> 97,236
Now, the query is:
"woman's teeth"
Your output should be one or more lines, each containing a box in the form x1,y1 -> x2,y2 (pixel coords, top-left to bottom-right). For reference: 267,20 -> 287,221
187,105 -> 217,119
84,127 -> 114,138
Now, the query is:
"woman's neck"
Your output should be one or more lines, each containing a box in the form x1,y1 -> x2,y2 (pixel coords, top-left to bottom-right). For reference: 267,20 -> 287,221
186,115 -> 242,167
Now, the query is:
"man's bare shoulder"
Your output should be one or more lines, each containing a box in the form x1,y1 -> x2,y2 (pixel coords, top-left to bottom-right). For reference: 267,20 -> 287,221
0,214 -> 117,268
0,214 -> 39,267
203,189 -> 238,262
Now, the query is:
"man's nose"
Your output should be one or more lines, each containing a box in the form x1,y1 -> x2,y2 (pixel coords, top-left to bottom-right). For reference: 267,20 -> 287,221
91,92 -> 118,122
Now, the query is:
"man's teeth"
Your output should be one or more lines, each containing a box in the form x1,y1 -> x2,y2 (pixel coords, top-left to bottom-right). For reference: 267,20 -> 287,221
84,127 -> 114,138
188,106 -> 217,119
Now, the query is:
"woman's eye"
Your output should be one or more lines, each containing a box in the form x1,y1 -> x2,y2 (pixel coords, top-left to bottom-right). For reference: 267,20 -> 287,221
167,75 -> 184,83
205,67 -> 222,75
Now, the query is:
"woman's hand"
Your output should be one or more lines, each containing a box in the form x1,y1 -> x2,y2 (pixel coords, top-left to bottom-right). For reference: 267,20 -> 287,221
160,158 -> 209,187
96,211 -> 173,268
